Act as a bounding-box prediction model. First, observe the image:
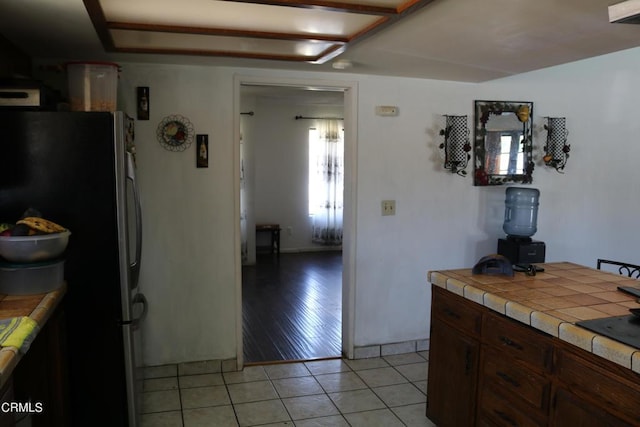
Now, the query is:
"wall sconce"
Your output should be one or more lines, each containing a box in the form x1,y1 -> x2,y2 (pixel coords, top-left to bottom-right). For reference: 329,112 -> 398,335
543,117 -> 570,172
439,115 -> 471,176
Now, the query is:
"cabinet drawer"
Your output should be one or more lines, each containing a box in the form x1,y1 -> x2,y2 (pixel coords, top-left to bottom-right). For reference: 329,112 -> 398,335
431,285 -> 482,335
481,347 -> 550,411
482,312 -> 552,372
479,386 -> 546,427
556,348 -> 640,425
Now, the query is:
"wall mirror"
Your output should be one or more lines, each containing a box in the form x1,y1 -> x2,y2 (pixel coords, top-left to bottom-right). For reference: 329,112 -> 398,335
473,100 -> 534,186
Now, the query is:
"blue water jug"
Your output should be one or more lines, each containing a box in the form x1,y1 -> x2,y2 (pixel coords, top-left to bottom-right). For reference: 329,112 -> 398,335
503,187 -> 540,238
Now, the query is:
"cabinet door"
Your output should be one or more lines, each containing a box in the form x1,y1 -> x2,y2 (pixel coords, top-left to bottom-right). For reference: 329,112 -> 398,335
427,316 -> 479,427
555,347 -> 640,424
550,388 -> 633,427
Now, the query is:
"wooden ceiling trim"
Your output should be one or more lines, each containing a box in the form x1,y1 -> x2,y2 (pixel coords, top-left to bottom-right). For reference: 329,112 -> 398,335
83,0 -> 115,50
83,0 -> 435,63
107,21 -> 352,43
110,44 -> 341,62
394,0 -> 432,14
309,43 -> 346,64
229,0 -> 401,16
338,0 -> 435,53
346,15 -> 390,40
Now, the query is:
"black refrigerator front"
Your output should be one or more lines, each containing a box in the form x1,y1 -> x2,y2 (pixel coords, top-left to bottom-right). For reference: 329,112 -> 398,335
0,111 -> 145,426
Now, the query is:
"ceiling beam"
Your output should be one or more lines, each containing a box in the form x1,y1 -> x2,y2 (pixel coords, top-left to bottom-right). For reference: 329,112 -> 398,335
107,21 -> 352,43
82,0 -> 436,64
83,0 -> 115,50
112,44 -> 342,63
227,0 -> 401,16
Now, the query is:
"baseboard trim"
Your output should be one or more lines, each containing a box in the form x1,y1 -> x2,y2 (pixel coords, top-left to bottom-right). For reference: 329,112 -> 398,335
150,339 -> 430,372
353,339 -> 430,359
280,246 -> 342,253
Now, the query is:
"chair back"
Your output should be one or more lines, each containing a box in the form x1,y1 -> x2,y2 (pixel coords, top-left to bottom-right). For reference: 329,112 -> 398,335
597,259 -> 640,278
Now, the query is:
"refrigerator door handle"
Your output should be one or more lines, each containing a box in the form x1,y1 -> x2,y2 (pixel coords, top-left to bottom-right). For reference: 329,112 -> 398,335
130,293 -> 148,331
127,150 -> 143,288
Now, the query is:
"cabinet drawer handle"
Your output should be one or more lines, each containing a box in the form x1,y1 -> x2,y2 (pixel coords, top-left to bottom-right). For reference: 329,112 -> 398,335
443,307 -> 461,319
499,336 -> 523,350
495,410 -> 517,426
496,371 -> 520,388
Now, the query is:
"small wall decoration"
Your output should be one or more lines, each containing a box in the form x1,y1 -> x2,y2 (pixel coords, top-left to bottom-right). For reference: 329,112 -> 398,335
156,114 -> 194,152
543,117 -> 570,173
439,114 -> 471,176
136,87 -> 149,120
196,134 -> 209,168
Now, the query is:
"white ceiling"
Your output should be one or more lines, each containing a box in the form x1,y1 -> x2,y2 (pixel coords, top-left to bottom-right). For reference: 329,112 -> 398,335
2,0 -> 640,82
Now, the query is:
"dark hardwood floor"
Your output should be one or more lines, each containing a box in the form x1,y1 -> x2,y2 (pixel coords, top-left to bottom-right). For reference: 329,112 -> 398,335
242,251 -> 342,363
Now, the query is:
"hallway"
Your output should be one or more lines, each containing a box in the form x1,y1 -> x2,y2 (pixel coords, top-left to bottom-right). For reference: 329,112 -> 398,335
242,251 -> 342,363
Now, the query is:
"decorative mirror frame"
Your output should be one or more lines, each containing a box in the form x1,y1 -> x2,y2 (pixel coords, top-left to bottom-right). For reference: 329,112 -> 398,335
473,100 -> 534,186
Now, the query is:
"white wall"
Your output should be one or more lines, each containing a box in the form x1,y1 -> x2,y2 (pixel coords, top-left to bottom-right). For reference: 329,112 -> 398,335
244,94 -> 344,253
117,66 -> 238,364
111,47 -> 640,366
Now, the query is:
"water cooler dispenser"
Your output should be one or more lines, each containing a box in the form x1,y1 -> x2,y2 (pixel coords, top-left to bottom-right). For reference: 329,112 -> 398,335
497,187 -> 545,270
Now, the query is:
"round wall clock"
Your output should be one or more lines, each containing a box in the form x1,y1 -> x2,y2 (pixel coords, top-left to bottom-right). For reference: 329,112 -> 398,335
157,114 -> 194,152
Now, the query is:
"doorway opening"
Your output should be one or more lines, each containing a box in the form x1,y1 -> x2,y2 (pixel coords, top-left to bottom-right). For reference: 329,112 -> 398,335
234,77 -> 357,367
242,251 -> 343,362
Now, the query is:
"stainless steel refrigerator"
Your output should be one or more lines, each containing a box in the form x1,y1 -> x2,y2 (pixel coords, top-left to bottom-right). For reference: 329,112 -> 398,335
0,111 -> 146,426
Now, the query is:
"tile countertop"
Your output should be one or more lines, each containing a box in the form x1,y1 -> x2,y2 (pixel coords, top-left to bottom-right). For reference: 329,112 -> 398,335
428,262 -> 640,374
0,285 -> 66,389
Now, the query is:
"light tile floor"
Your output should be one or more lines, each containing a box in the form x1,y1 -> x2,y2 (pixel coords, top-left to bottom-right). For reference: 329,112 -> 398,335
142,351 -> 436,427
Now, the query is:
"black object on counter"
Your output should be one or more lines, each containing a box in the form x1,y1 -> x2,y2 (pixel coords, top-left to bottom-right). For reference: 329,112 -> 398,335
472,254 -> 514,276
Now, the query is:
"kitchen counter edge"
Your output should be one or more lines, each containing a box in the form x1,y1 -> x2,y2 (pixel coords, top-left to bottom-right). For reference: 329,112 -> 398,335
0,285 -> 67,389
428,262 -> 640,374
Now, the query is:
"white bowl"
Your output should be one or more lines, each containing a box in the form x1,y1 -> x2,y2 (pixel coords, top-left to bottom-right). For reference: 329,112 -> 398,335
0,231 -> 71,263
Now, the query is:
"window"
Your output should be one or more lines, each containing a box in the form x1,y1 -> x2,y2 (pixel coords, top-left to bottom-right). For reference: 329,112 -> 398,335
498,132 -> 524,175
308,127 -> 344,215
308,128 -> 321,215
308,122 -> 344,245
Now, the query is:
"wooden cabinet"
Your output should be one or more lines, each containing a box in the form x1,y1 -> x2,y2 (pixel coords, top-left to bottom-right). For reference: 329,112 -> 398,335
553,344 -> 640,426
427,316 -> 479,426
479,347 -> 549,417
482,312 -> 552,372
550,388 -> 634,427
478,312 -> 551,426
478,386 -> 545,427
427,284 -> 640,427
426,286 -> 482,427
430,285 -> 482,335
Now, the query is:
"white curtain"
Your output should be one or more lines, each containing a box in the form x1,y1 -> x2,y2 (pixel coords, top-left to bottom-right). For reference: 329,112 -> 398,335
310,119 -> 344,245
